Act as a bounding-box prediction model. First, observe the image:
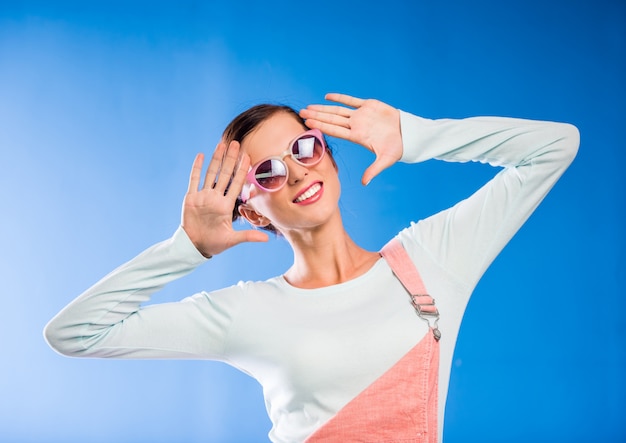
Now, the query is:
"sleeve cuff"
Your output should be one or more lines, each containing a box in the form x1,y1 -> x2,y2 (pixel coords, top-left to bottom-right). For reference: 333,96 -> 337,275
170,226 -> 211,265
398,110 -> 431,164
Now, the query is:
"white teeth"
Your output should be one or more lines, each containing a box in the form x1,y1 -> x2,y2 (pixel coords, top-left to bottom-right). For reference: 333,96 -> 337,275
295,183 -> 321,203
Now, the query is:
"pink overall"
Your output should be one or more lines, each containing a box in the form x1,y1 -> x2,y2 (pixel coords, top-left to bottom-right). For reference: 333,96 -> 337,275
306,239 -> 441,443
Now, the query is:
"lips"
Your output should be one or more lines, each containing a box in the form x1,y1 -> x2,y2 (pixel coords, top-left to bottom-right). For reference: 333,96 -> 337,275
293,182 -> 323,204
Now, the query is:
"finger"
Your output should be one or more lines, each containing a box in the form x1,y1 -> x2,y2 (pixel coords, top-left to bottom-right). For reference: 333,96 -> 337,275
233,229 -> 270,245
225,151 -> 251,199
300,108 -> 351,127
325,93 -> 365,108
214,140 -> 241,194
204,142 -> 227,189
361,155 -> 396,186
207,228 -> 269,257
303,104 -> 352,118
187,153 -> 204,193
302,118 -> 352,140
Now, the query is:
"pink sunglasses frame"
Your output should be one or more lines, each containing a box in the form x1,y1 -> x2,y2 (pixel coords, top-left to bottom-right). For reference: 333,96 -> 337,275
241,128 -> 326,202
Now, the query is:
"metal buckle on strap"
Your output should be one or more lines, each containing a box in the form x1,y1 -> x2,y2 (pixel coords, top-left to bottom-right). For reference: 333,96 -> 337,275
411,294 -> 441,341
411,295 -> 438,316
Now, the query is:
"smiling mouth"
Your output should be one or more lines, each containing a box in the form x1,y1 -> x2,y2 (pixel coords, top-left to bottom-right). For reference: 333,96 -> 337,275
293,183 -> 322,203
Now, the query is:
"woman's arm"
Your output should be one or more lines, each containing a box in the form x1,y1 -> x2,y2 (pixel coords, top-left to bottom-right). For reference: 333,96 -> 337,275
44,140 -> 266,359
302,93 -> 579,288
43,228 -> 238,359
398,112 -> 579,287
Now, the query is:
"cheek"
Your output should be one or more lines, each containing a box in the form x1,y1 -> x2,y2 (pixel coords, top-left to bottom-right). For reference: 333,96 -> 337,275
323,160 -> 341,190
247,190 -> 282,218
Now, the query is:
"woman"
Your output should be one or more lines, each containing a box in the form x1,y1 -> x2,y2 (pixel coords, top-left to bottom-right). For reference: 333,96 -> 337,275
45,93 -> 579,442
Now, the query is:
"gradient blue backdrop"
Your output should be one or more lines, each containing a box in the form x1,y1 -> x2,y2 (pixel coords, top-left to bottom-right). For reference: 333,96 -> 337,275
1,1 -> 624,442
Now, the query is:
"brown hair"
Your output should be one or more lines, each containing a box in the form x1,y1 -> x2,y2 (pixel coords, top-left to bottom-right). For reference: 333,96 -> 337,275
224,104 -> 332,235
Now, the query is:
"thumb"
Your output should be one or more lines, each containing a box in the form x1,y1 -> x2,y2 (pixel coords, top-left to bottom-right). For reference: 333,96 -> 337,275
235,229 -> 270,245
361,156 -> 394,186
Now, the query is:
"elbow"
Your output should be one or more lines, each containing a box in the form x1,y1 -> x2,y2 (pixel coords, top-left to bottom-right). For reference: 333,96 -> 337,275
43,319 -> 66,356
43,317 -> 81,358
558,122 -> 580,164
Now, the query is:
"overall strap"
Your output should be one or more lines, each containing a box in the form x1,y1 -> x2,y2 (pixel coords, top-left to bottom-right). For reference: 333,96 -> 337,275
381,238 -> 441,341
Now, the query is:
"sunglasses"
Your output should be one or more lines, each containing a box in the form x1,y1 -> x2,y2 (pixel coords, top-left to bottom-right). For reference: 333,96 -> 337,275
241,128 -> 326,202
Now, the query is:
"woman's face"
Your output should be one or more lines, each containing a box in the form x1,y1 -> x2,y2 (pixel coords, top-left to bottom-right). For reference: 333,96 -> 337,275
239,112 -> 341,234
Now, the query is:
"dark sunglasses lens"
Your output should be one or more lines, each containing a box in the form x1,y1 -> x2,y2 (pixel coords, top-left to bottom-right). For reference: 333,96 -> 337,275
291,135 -> 324,164
255,159 -> 288,189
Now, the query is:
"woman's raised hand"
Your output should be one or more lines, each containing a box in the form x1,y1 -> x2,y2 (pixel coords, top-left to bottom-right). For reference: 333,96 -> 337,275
300,93 -> 403,185
181,141 -> 268,258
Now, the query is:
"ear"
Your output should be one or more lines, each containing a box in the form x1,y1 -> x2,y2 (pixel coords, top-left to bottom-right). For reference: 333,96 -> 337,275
238,203 -> 272,228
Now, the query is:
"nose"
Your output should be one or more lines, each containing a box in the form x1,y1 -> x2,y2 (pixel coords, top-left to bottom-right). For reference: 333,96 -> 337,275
285,157 -> 309,185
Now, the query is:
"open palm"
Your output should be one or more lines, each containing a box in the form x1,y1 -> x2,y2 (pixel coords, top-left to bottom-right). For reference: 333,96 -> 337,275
300,93 -> 404,185
181,141 -> 268,258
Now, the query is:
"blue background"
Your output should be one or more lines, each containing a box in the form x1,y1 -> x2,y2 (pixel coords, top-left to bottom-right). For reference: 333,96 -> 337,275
1,1 -> 624,442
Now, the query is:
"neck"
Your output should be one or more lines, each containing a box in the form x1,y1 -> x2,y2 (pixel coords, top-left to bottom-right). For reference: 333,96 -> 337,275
282,213 -> 380,289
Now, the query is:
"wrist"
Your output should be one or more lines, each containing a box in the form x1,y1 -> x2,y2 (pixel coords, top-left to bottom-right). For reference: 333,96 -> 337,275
176,226 -> 212,262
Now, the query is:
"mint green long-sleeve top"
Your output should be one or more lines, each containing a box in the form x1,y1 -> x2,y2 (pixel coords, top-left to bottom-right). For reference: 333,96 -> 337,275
45,110 -> 579,442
